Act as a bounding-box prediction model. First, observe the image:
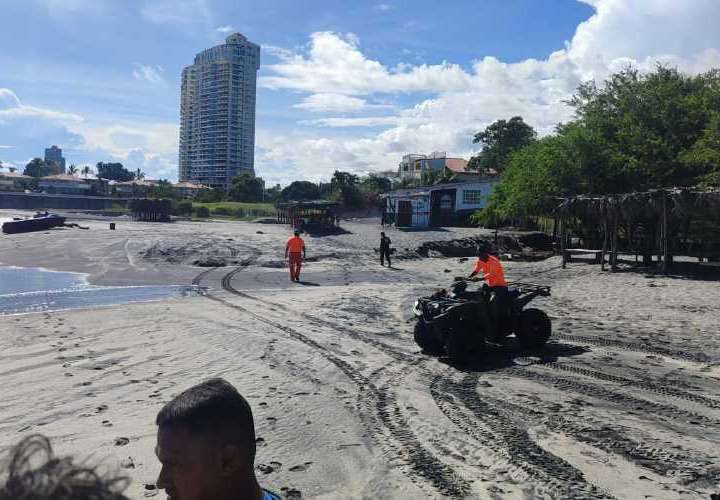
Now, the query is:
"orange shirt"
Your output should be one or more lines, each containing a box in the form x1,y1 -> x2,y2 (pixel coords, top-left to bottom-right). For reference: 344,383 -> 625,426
287,236 -> 305,254
473,255 -> 507,287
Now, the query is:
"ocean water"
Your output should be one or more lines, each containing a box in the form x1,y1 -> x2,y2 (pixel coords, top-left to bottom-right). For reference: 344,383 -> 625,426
0,266 -> 204,315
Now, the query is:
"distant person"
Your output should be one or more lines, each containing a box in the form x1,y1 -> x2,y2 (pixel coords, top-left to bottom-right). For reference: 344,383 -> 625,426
285,229 -> 306,282
155,378 -> 281,500
0,434 -> 129,500
380,231 -> 392,267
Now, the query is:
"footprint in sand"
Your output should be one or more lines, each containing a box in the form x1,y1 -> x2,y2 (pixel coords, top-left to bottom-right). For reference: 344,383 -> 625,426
120,457 -> 135,469
255,437 -> 267,447
280,487 -> 302,499
114,437 -> 130,446
101,420 -> 113,427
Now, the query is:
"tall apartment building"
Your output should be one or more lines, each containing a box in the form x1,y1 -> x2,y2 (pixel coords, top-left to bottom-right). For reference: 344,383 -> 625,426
178,33 -> 260,190
44,145 -> 66,173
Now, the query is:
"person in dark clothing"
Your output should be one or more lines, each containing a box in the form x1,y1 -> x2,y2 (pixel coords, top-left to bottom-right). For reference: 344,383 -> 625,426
380,231 -> 392,267
155,378 -> 281,500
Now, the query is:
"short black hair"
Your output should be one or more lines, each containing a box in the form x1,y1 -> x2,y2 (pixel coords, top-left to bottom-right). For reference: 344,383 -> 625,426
156,378 -> 256,462
0,434 -> 129,500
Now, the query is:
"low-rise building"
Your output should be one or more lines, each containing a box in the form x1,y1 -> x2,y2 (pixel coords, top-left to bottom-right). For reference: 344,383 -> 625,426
37,174 -> 90,195
113,179 -> 160,197
383,178 -> 498,227
0,172 -> 32,191
397,152 -> 469,180
173,181 -> 210,198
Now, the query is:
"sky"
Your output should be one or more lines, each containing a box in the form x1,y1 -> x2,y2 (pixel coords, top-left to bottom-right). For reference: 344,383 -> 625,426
1,0 -> 719,185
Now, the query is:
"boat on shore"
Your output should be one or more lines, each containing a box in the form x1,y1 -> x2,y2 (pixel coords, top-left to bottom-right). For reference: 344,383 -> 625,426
2,213 -> 67,234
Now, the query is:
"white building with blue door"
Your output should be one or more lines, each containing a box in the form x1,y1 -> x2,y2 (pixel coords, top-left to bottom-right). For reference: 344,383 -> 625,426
383,179 -> 497,227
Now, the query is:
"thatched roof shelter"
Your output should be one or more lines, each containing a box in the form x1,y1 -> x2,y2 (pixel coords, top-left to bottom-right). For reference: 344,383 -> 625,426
556,188 -> 720,273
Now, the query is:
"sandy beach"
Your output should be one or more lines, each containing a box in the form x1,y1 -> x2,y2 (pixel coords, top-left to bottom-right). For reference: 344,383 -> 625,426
1,212 -> 719,499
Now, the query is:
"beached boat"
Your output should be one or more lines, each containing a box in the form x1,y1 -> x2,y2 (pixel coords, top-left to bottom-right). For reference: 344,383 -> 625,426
1,213 -> 66,234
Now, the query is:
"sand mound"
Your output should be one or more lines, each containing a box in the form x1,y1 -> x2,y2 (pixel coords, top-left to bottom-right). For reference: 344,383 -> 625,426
398,232 -> 554,261
141,236 -> 246,267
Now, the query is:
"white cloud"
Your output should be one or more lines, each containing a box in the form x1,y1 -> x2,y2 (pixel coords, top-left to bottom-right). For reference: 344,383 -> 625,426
216,25 -> 234,33
141,0 -> 210,25
0,88 -> 179,181
374,3 -> 394,12
259,31 -> 472,95
300,116 -> 402,128
132,64 -> 165,84
0,88 -> 83,123
293,93 -> 368,113
256,0 -> 720,183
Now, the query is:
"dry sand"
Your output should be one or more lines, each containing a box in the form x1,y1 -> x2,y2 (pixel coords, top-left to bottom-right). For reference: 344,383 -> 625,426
1,211 -> 719,499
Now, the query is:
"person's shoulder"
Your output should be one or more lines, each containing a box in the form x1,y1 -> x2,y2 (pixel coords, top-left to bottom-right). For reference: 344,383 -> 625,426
262,489 -> 282,500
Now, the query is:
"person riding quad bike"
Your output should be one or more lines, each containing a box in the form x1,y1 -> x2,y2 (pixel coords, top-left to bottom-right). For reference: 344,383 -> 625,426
412,243 -> 552,363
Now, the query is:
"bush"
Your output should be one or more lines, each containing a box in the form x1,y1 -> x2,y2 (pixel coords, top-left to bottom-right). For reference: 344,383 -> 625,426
212,206 -> 232,216
233,208 -> 247,218
194,206 -> 210,218
173,200 -> 193,216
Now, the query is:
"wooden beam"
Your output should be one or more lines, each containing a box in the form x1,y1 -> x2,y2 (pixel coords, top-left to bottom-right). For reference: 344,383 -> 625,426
662,193 -> 669,274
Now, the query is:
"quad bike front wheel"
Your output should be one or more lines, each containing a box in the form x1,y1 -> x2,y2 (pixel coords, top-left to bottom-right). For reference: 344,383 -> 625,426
414,318 -> 444,355
516,308 -> 551,349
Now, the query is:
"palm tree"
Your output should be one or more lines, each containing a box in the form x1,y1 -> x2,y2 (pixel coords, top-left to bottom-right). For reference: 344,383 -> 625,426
135,168 -> 145,180
67,164 -> 78,176
82,165 -> 91,178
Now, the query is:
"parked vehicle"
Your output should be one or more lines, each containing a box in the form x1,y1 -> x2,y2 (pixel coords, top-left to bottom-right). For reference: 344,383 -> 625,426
2,213 -> 66,234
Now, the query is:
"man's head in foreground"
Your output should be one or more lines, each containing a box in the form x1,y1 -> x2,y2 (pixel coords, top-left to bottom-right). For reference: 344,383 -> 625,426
0,434 -> 129,500
155,378 -> 261,500
293,229 -> 300,236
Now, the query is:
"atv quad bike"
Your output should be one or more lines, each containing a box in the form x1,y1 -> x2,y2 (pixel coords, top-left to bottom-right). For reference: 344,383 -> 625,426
412,279 -> 552,363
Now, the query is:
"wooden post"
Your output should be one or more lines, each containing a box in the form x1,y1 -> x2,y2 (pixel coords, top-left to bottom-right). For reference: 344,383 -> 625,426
610,212 -> 618,272
560,214 -> 567,269
600,209 -> 608,271
662,193 -> 669,274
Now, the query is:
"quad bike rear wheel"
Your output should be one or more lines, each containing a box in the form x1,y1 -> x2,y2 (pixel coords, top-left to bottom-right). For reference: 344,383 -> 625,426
516,308 -> 551,349
414,318 -> 444,354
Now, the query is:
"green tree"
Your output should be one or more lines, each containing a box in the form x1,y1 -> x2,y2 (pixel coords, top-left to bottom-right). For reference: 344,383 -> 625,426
67,164 -> 78,176
281,181 -> 320,201
23,158 -> 59,177
81,165 -> 91,178
469,116 -> 537,174
196,188 -> 225,203
135,168 -> 145,180
360,174 -> 392,194
263,184 -> 282,203
149,179 -> 178,199
96,162 -> 134,182
228,173 -> 264,202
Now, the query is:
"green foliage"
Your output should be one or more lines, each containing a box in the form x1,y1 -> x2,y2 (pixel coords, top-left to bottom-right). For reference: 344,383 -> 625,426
263,184 -> 282,203
281,181 -> 320,201
96,162 -> 134,182
67,164 -> 78,175
228,173 -> 264,202
360,174 -> 391,194
469,116 -> 537,174
191,202 -> 276,220
23,158 -> 61,177
196,188 -> 225,203
193,206 -> 210,218
478,66 -> 720,224
149,179 -> 178,199
173,200 -> 193,216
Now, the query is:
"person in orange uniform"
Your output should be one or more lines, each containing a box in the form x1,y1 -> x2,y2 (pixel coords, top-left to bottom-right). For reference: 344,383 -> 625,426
285,230 -> 306,282
468,243 -> 508,330
468,243 -> 506,289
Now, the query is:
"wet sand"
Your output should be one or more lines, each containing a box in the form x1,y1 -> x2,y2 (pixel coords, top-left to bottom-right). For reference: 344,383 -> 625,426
1,211 -> 719,499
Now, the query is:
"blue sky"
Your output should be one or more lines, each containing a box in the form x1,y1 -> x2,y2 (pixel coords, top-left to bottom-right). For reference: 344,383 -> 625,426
1,0 -> 719,184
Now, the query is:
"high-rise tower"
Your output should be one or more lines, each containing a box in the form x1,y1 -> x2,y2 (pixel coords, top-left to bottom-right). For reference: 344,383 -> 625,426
179,33 -> 260,190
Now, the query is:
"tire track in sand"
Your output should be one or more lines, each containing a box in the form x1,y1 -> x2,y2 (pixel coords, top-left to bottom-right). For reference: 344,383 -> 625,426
430,369 -> 611,499
196,265 -> 472,498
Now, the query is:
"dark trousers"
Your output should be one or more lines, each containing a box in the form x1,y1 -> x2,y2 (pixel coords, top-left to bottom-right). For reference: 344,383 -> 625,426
380,249 -> 391,267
